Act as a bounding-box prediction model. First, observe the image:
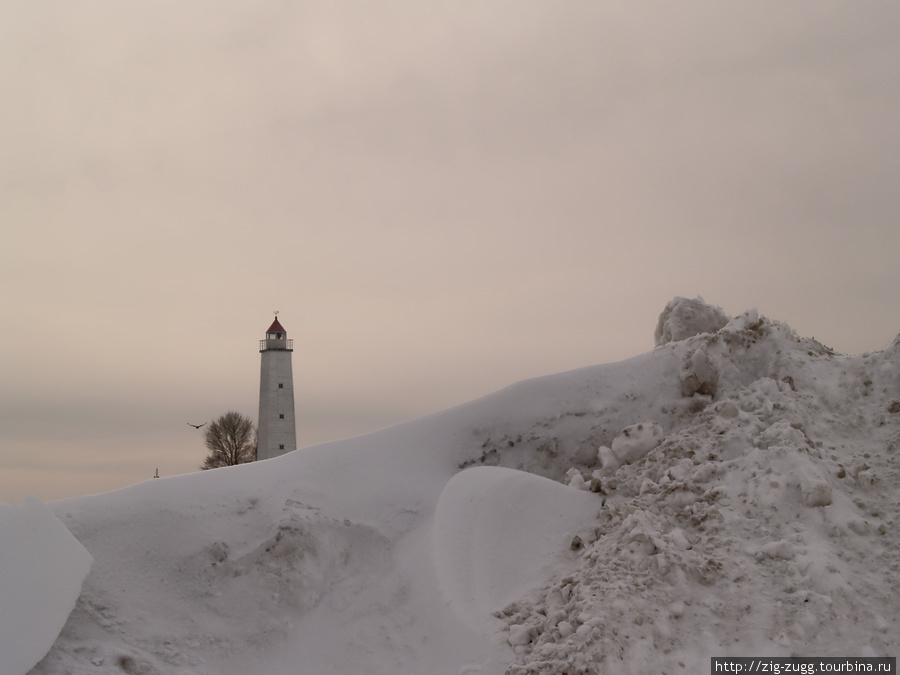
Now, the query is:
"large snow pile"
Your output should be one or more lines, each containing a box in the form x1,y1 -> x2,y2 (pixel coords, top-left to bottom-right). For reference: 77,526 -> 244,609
15,298 -> 899,675
501,310 -> 900,674
0,498 -> 92,675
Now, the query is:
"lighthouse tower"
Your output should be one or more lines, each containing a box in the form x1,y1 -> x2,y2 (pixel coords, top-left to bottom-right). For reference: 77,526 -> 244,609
257,315 -> 296,460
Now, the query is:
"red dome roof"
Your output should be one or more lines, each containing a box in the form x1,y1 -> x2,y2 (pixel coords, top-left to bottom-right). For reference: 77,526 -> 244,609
266,317 -> 286,334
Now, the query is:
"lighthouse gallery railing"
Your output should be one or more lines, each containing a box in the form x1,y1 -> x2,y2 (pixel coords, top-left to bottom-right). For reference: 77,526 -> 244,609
260,338 -> 293,352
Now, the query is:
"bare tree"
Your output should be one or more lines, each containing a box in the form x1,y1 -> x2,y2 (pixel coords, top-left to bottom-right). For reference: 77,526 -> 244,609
201,411 -> 257,470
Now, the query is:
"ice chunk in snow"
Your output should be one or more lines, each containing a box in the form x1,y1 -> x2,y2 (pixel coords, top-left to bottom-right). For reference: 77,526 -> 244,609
723,308 -> 761,333
432,466 -> 599,627
508,624 -> 533,647
611,421 -> 665,465
759,539 -> 796,560
654,296 -> 730,346
760,420 -> 807,448
0,498 -> 92,675
800,479 -> 833,507
597,445 -> 618,474
599,421 -> 665,475
565,468 -> 590,490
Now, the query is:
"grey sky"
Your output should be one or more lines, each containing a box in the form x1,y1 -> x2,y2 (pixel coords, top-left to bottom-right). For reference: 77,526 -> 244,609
2,1 -> 898,503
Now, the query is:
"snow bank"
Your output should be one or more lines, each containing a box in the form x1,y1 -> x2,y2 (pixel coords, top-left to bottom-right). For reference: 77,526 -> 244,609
433,466 -> 599,627
502,303 -> 900,674
0,497 -> 91,675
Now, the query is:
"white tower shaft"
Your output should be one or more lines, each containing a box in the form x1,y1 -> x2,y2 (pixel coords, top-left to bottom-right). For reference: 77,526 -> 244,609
257,318 -> 296,460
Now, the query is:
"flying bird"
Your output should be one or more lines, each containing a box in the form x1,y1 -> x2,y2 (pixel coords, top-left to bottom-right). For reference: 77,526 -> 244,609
187,422 -> 206,429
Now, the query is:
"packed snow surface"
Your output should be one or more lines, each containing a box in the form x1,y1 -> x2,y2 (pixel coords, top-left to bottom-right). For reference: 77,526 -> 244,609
0,498 -> 92,675
433,466 -> 600,627
10,299 -> 900,674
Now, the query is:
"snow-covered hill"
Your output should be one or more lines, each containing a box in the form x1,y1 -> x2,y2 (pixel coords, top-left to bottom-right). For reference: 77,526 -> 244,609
14,298 -> 900,674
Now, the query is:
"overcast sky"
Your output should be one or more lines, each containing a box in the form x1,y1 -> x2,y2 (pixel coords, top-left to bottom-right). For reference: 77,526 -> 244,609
2,1 -> 898,503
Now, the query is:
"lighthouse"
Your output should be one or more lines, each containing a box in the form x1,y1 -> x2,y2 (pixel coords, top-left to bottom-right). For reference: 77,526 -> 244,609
257,315 -> 296,460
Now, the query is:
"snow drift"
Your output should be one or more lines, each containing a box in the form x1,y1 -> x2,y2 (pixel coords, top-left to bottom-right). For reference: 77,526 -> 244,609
12,298 -> 900,675
0,498 -> 92,675
433,466 -> 600,627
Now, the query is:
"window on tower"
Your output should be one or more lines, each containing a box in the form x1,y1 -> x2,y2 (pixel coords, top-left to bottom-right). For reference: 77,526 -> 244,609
279,444 -> 285,450
278,383 -> 283,389
279,414 -> 284,419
